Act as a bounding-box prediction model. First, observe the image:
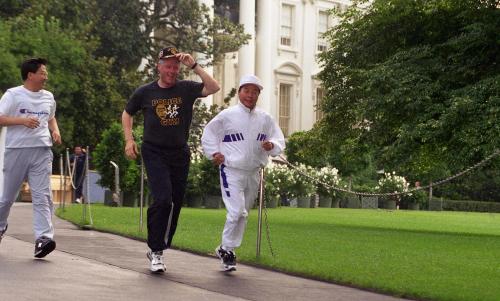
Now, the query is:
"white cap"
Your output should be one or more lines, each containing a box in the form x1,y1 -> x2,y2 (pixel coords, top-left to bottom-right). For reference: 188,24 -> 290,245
238,74 -> 263,91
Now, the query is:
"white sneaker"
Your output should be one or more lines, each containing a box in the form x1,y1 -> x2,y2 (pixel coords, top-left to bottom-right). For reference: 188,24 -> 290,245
147,250 -> 166,273
75,198 -> 81,204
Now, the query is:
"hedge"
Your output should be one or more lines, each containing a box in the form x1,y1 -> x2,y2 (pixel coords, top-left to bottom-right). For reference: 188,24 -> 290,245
429,198 -> 500,213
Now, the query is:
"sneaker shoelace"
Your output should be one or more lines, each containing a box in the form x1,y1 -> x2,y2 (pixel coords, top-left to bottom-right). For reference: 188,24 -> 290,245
152,253 -> 164,265
220,249 -> 236,264
227,251 -> 236,263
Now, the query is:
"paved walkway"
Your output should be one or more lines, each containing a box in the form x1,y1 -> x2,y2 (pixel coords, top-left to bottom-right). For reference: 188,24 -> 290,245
0,203 -> 411,301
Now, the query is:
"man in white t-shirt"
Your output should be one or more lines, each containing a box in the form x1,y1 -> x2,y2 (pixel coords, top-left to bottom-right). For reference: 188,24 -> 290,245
0,57 -> 61,258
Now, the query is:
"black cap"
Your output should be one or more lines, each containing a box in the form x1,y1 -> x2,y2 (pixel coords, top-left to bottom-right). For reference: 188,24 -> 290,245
158,46 -> 179,59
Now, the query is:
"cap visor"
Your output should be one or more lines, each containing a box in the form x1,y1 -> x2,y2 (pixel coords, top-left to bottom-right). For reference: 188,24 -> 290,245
160,55 -> 178,59
240,83 -> 263,91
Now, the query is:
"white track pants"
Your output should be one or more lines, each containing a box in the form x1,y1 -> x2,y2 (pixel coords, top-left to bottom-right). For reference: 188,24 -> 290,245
219,165 -> 260,250
0,147 -> 54,239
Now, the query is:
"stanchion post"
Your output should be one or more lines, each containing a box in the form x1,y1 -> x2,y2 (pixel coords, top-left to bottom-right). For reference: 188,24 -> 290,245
81,150 -> 87,223
85,146 -> 93,225
109,161 -> 121,206
429,180 -> 433,211
64,148 -> 71,210
256,168 -> 264,257
59,155 -> 63,209
62,155 -> 66,210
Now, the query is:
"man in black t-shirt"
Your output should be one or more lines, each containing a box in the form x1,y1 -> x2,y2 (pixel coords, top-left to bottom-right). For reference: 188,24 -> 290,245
122,47 -> 220,273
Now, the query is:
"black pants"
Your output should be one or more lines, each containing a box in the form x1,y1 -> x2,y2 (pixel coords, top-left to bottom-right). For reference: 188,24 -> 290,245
141,142 -> 190,252
74,172 -> 83,199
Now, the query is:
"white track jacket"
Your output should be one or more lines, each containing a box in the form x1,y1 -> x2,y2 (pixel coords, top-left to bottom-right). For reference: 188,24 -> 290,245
202,102 -> 285,170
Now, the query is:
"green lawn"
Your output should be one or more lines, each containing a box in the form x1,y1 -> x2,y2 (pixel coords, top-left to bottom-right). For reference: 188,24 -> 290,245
56,205 -> 500,301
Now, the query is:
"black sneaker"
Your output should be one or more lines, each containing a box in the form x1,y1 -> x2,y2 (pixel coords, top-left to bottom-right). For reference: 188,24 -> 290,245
0,224 -> 7,244
34,236 -> 56,258
215,245 -> 236,271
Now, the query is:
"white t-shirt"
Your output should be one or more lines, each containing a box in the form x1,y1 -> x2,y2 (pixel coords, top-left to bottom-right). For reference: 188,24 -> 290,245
0,85 -> 56,148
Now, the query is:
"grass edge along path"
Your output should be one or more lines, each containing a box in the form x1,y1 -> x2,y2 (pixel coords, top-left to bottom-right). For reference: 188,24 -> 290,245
56,205 -> 500,301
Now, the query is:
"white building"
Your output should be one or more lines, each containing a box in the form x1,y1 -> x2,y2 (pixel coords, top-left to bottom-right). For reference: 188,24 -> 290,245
211,0 -> 350,136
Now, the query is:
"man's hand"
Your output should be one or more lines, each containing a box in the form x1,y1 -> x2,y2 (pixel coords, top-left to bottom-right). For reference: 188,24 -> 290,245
175,53 -> 196,69
23,117 -> 40,129
262,141 -> 274,151
212,152 -> 225,166
51,130 -> 62,144
125,140 -> 139,160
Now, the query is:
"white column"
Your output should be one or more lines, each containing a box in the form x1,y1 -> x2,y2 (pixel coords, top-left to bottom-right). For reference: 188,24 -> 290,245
238,0 -> 256,79
300,1 -> 315,130
256,0 -> 273,114
198,0 -> 215,106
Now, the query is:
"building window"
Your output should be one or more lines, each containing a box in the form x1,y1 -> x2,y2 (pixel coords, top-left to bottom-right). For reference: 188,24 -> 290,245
315,87 -> 325,121
317,11 -> 329,52
279,84 -> 292,136
280,4 -> 293,46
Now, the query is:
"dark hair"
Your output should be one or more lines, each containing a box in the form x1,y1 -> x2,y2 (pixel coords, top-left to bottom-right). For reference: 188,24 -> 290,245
238,85 -> 261,94
21,58 -> 47,81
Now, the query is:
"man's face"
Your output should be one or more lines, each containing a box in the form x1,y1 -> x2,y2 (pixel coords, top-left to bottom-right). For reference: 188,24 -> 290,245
74,147 -> 82,155
28,65 -> 48,90
157,58 -> 180,87
238,84 -> 260,109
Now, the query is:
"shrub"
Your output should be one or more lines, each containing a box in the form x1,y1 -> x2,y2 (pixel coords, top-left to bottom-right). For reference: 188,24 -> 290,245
429,198 -> 500,213
316,165 -> 341,197
93,122 -> 142,199
289,163 -> 316,198
401,189 -> 428,209
186,153 -> 204,197
376,172 -> 409,194
264,162 -> 294,201
198,156 -> 221,196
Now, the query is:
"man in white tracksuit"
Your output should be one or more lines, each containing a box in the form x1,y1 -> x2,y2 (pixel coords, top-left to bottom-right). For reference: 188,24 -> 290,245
0,58 -> 61,258
202,74 -> 285,271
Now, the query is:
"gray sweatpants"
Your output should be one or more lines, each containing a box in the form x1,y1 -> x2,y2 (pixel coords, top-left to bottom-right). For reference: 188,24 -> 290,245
0,147 -> 54,239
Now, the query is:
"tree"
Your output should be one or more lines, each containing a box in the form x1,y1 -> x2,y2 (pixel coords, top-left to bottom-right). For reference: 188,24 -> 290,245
0,22 -> 19,94
14,0 -> 249,73
317,0 -> 500,188
0,0 -> 32,19
141,0 -> 250,73
92,0 -> 150,73
19,0 -> 147,73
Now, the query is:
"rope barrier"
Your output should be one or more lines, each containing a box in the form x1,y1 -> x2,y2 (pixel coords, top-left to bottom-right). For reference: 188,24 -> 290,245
256,168 -> 276,258
262,193 -> 275,257
277,149 -> 500,197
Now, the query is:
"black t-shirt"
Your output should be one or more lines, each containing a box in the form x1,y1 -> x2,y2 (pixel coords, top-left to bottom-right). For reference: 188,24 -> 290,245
125,80 -> 204,149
